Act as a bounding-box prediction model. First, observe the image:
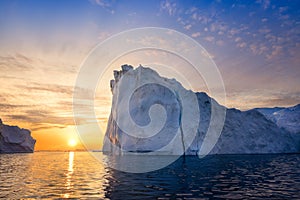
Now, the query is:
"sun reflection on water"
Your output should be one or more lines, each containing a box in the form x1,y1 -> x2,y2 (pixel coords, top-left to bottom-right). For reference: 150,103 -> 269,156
1,152 -> 113,198
64,151 -> 74,198
1,153 -> 299,199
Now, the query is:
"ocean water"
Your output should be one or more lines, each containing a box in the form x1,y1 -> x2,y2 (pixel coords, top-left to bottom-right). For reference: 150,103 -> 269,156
0,152 -> 299,199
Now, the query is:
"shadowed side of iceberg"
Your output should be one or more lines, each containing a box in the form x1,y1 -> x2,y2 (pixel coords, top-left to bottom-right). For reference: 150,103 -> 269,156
0,119 -> 36,153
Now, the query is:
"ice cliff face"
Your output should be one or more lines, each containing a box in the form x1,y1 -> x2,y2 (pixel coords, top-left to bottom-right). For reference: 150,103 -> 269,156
0,119 -> 36,153
103,65 -> 300,155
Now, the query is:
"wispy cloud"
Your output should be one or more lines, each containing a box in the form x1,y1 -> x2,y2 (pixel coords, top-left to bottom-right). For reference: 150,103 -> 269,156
160,0 -> 299,64
184,24 -> 192,30
191,32 -> 201,38
0,54 -> 36,71
256,0 -> 271,10
226,90 -> 300,110
30,124 -> 67,131
17,83 -> 74,96
0,103 -> 27,112
160,0 -> 178,16
0,53 -> 80,131
89,0 -> 115,14
98,31 -> 111,41
216,40 -> 224,46
204,36 -> 215,43
0,53 -> 76,76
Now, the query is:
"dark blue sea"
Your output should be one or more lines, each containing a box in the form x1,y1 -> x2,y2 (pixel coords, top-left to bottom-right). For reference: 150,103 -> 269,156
0,152 -> 299,199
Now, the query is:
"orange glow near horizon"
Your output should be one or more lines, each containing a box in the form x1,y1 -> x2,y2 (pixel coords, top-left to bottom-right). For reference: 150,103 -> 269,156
31,126 -> 90,151
29,122 -> 107,151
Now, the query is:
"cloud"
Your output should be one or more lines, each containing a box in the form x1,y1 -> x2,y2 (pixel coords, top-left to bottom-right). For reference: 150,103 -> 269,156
192,12 -> 198,20
160,0 -> 177,16
184,24 -> 192,30
256,0 -> 270,10
258,28 -> 271,34
0,54 -> 36,71
89,0 -> 115,14
209,23 -> 217,32
191,32 -> 201,38
17,83 -> 74,96
31,124 -> 67,131
216,40 -> 224,46
236,42 -> 247,48
0,53 -> 82,131
0,54 -> 76,76
249,43 -> 269,56
279,6 -> 289,13
204,36 -> 215,42
0,103 -> 27,112
234,37 -> 242,42
169,1 -> 298,65
226,90 -> 300,110
266,45 -> 282,60
228,28 -> 240,37
5,106 -> 75,130
98,31 -> 111,41
90,0 -> 110,7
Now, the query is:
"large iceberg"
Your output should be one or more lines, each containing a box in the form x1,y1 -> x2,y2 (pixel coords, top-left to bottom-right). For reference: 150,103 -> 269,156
103,65 -> 300,155
0,119 -> 36,153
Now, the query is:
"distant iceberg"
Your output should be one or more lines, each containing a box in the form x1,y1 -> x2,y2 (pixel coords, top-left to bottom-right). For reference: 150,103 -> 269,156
255,104 -> 300,134
103,65 -> 300,155
0,119 -> 36,153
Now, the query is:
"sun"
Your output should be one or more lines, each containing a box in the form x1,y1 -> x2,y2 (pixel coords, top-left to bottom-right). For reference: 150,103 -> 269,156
68,139 -> 77,147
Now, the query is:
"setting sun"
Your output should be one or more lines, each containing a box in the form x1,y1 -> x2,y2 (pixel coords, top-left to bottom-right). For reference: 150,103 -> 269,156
68,139 -> 77,147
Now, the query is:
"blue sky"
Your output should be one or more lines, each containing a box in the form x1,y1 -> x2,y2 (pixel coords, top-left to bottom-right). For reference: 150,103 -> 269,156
0,0 -> 299,149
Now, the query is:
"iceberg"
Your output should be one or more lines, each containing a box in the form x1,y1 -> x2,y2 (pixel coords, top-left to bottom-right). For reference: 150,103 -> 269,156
255,104 -> 300,134
103,65 -> 300,155
0,119 -> 36,153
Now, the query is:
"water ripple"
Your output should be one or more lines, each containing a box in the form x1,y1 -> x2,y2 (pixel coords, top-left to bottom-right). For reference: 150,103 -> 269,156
0,152 -> 299,199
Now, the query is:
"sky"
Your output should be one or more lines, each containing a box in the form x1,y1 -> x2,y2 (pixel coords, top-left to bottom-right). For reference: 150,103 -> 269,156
0,0 -> 299,150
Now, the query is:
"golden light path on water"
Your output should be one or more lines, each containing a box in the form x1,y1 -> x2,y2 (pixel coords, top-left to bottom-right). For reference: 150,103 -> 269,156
64,152 -> 74,198
0,152 -> 299,198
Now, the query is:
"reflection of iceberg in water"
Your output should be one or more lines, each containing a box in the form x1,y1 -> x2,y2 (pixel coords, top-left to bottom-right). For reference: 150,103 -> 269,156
103,155 -> 300,200
64,152 -> 74,198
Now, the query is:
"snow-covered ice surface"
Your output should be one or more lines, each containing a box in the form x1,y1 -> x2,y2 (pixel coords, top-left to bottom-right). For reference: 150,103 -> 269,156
0,119 -> 35,153
255,104 -> 300,134
103,65 -> 300,155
